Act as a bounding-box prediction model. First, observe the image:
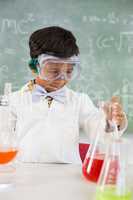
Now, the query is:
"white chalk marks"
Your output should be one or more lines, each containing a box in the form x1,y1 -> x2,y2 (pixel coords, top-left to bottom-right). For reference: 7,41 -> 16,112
0,13 -> 35,34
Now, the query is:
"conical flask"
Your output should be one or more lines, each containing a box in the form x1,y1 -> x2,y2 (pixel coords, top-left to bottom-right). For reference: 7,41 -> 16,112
96,137 -> 132,200
82,97 -> 124,183
82,103 -> 107,183
0,83 -> 18,168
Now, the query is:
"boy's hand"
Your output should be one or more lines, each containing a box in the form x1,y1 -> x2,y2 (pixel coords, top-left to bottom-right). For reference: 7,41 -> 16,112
103,96 -> 126,130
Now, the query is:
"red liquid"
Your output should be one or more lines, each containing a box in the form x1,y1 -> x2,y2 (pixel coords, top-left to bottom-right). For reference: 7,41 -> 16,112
105,158 -> 119,185
82,154 -> 104,183
0,149 -> 18,164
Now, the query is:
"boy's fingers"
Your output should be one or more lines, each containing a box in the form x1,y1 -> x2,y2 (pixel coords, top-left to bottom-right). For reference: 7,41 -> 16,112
111,96 -> 121,104
103,102 -> 112,120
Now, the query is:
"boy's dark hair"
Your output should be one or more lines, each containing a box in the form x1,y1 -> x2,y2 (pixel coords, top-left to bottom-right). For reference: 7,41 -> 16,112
29,26 -> 79,59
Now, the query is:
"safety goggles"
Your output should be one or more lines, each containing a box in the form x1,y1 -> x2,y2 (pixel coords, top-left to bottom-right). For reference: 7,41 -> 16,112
37,54 -> 80,81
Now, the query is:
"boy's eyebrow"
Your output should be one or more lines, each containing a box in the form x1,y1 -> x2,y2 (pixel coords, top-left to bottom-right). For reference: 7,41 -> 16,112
46,63 -> 74,68
47,67 -> 73,71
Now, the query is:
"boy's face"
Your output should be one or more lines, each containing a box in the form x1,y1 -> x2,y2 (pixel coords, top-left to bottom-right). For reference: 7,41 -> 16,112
36,62 -> 73,92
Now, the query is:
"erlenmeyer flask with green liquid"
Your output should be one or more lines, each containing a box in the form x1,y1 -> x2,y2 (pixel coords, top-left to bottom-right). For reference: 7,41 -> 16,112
96,137 -> 132,200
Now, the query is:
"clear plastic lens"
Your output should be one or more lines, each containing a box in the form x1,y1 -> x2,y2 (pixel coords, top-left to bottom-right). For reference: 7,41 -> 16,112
38,61 -> 80,81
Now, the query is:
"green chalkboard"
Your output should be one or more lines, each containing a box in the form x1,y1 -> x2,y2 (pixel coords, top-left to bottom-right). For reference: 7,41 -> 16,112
0,0 -> 133,133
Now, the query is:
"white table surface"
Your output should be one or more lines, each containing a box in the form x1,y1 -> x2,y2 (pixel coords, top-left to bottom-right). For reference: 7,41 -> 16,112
0,162 -> 133,200
0,163 -> 97,200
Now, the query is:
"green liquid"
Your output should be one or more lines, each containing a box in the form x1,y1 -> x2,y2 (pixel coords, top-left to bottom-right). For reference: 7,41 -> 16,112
96,186 -> 132,200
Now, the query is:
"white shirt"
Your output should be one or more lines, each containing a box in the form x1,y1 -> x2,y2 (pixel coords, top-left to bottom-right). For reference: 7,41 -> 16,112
8,83 -> 125,164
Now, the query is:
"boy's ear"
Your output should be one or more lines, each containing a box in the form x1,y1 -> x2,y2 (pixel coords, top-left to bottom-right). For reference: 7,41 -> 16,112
31,69 -> 38,76
29,65 -> 38,74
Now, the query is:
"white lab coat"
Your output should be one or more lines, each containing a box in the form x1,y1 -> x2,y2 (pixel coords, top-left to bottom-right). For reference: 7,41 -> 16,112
8,83 -> 125,164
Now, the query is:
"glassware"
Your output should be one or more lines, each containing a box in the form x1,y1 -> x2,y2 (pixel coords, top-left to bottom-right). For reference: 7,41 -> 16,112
96,137 -> 132,200
0,83 -> 18,187
82,97 -> 124,183
82,103 -> 106,183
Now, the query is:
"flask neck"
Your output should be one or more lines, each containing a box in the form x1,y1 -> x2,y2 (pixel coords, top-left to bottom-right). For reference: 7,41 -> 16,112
0,83 -> 12,106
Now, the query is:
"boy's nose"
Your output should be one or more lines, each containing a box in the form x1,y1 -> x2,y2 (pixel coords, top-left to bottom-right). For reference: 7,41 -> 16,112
59,73 -> 67,80
60,74 -> 65,80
